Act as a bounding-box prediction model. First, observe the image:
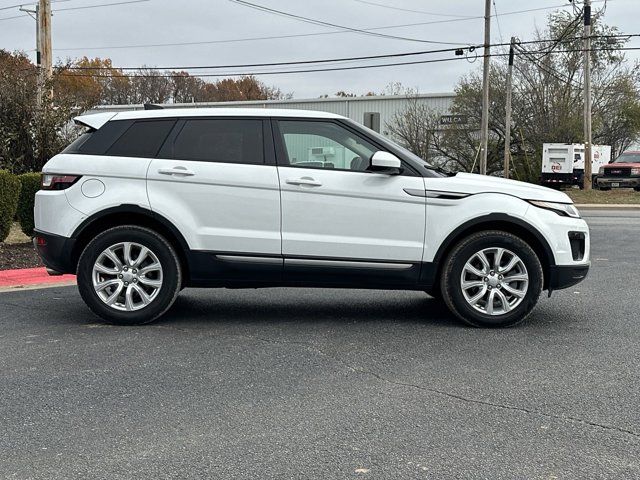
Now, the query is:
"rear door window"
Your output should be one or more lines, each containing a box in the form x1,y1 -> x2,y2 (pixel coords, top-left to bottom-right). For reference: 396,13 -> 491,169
170,119 -> 264,164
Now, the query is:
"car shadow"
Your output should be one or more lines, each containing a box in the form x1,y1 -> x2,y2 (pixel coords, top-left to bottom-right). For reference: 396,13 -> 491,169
155,289 -> 461,328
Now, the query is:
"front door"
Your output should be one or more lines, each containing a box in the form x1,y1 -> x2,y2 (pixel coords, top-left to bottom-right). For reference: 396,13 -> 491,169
273,119 -> 426,286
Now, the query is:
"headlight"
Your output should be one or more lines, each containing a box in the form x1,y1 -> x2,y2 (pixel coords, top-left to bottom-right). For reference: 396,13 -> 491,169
632,167 -> 640,175
599,166 -> 605,175
528,200 -> 581,218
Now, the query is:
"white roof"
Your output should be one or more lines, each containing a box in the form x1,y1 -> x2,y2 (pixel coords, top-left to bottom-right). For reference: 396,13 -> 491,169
74,107 -> 344,129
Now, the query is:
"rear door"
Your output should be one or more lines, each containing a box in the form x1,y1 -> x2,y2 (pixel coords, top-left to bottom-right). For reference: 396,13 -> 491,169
147,117 -> 281,256
273,118 -> 426,286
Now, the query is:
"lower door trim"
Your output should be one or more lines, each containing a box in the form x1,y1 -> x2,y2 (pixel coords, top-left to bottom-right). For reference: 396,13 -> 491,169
284,258 -> 413,270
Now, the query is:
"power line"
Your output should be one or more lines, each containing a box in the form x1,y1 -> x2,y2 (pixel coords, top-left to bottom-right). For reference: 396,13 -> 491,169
492,0 -> 505,46
228,0 -> 466,46
0,0 -> 147,19
52,18 -> 483,51
0,0 -> 69,10
46,2 -> 595,52
63,46 -> 467,71
60,33 -> 639,72
349,0 -> 477,18
53,45 -> 640,79
53,0 -> 149,12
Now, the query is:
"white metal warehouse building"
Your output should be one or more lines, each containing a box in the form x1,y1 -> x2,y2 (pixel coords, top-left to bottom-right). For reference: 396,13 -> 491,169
88,93 -> 455,138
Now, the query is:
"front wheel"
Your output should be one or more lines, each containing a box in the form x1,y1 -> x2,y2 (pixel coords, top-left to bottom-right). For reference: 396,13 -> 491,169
440,231 -> 543,328
77,226 -> 182,325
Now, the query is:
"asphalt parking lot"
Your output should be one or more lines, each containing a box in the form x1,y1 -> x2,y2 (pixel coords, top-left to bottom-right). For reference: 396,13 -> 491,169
1,209 -> 639,479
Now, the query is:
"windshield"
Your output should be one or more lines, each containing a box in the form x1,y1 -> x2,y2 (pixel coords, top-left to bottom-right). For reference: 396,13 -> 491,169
614,152 -> 640,163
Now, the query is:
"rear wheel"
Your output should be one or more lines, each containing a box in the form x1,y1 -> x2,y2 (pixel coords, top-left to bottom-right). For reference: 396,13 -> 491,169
77,226 -> 182,325
440,231 -> 543,328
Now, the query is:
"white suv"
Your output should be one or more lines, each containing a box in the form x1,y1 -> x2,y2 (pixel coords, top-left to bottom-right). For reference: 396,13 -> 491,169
34,108 -> 590,327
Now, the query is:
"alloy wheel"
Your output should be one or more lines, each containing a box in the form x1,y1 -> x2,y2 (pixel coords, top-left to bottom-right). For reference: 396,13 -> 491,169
91,242 -> 163,311
460,247 -> 529,316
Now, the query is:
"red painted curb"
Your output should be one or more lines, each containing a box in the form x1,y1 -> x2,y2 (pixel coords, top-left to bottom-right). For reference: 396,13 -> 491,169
0,267 -> 75,288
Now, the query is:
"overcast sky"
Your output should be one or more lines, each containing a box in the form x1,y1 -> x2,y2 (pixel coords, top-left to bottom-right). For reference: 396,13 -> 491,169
0,0 -> 637,99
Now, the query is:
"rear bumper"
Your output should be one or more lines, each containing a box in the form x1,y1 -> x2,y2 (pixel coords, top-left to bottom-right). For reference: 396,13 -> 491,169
596,176 -> 640,188
548,263 -> 590,291
33,230 -> 76,274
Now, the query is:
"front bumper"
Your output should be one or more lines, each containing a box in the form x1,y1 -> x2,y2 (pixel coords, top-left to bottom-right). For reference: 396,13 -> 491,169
596,176 -> 640,188
548,263 -> 590,291
33,229 -> 76,274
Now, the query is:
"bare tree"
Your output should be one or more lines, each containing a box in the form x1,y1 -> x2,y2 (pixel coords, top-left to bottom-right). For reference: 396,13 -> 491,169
386,92 -> 442,164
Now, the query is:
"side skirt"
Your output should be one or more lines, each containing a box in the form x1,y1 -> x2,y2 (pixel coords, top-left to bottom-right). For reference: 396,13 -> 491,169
186,250 -> 436,290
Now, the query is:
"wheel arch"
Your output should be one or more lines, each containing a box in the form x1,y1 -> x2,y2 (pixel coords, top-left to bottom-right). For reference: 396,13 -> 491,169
70,205 -> 191,279
430,213 -> 555,290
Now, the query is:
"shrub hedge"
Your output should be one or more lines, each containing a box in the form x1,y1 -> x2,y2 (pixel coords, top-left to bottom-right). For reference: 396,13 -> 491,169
17,173 -> 41,237
0,170 -> 21,242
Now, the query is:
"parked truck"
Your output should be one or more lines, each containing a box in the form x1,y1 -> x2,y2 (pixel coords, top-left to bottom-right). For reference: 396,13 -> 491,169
540,143 -> 611,189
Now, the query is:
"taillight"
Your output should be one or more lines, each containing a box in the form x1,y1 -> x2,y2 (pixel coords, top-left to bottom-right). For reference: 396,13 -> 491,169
41,174 -> 81,190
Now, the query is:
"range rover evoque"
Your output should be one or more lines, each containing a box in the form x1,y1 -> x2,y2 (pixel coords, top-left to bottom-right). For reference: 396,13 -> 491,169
34,108 -> 590,327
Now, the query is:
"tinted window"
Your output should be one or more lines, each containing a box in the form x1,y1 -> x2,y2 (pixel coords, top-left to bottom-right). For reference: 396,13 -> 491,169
106,120 -> 176,158
64,120 -> 132,155
277,120 -> 377,171
171,119 -> 264,164
62,130 -> 94,154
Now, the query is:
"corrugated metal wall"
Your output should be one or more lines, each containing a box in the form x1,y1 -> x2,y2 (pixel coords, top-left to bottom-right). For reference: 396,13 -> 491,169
88,93 -> 455,139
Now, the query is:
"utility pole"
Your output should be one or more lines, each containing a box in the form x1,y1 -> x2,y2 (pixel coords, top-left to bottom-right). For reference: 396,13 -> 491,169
479,0 -> 491,175
38,0 -> 53,102
503,36 -> 516,179
583,0 -> 593,190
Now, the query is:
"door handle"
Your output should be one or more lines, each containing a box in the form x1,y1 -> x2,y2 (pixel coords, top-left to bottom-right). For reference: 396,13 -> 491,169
158,166 -> 195,177
286,176 -> 322,187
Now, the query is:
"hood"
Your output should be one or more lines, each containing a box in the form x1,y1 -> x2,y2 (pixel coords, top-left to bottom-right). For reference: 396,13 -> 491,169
430,172 -> 573,203
603,162 -> 640,168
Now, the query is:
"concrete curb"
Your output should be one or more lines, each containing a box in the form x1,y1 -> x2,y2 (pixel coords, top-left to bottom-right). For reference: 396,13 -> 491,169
575,204 -> 640,208
0,267 -> 76,291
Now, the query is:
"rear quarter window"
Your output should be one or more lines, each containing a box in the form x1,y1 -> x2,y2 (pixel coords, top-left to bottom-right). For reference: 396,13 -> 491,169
65,120 -> 133,155
63,119 -> 176,158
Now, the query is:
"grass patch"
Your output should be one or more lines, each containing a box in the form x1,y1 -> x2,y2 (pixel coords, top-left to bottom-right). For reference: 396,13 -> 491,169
565,188 -> 640,204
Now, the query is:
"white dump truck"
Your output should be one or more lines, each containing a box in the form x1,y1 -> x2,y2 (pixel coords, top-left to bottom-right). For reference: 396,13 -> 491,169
540,143 -> 611,189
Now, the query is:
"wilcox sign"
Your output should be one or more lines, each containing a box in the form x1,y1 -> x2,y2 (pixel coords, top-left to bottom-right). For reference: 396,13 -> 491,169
440,114 -> 468,125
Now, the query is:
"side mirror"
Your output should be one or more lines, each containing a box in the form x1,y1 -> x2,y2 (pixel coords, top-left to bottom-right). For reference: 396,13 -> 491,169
370,151 -> 402,174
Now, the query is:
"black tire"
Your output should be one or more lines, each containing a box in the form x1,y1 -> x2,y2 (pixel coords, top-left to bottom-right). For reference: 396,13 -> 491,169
440,231 -> 543,328
77,226 -> 182,325
424,285 -> 441,299
634,187 -> 640,192
600,187 -> 611,191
